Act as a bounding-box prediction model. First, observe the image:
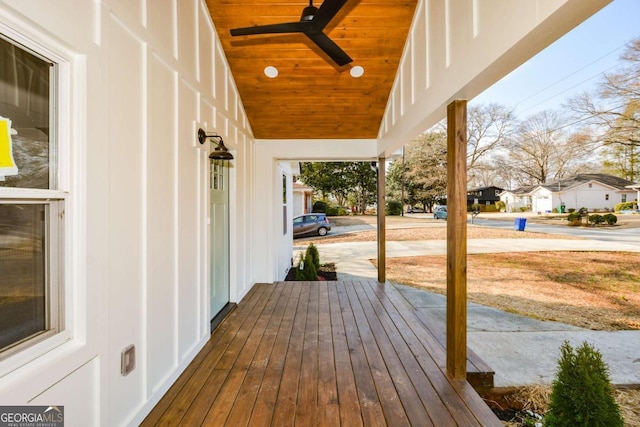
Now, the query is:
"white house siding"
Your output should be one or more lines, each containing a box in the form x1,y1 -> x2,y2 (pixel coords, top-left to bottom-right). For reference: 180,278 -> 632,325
531,187 -> 554,213
561,182 -> 635,211
0,1 -> 253,426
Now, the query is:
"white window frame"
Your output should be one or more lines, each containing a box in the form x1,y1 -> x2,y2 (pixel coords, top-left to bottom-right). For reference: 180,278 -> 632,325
0,23 -> 75,375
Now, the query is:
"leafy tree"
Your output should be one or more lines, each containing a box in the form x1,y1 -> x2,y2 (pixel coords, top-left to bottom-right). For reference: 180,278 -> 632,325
299,162 -> 351,206
299,161 -> 377,214
344,162 -> 377,214
387,131 -> 447,212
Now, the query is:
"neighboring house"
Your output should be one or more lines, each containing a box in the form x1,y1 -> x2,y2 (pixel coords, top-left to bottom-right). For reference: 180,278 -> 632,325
500,185 -> 537,212
501,174 -> 638,213
467,186 -> 503,208
625,184 -> 640,209
292,181 -> 313,217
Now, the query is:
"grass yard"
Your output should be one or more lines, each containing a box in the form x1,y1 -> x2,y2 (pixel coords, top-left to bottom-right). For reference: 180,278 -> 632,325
384,251 -> 640,331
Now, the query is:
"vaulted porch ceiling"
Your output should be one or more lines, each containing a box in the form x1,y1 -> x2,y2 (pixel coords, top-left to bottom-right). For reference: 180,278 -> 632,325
206,0 -> 418,139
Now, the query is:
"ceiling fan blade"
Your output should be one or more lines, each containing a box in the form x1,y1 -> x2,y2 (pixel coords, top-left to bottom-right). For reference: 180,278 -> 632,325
305,30 -> 352,66
230,22 -> 308,36
312,0 -> 348,30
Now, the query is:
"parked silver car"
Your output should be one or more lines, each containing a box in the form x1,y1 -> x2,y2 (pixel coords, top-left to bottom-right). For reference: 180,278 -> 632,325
293,213 -> 332,238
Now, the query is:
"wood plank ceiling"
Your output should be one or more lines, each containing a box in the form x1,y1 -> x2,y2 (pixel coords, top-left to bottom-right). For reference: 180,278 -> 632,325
206,0 -> 418,139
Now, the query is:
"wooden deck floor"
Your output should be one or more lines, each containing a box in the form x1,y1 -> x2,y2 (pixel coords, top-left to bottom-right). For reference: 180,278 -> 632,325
142,280 -> 501,426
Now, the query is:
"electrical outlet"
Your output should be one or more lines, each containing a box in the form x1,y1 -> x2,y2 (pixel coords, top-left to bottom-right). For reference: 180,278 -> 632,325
121,345 -> 136,376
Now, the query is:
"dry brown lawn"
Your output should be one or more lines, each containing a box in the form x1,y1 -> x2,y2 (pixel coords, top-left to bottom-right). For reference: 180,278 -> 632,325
309,218 -> 639,331
385,251 -> 640,331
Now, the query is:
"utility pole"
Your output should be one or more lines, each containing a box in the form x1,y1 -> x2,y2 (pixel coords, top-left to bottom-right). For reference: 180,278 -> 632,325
401,146 -> 405,216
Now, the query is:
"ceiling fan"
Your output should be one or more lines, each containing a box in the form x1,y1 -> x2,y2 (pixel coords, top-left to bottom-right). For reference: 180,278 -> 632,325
230,0 -> 352,66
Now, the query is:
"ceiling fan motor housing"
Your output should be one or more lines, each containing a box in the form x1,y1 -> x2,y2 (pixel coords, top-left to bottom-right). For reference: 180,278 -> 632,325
301,5 -> 318,21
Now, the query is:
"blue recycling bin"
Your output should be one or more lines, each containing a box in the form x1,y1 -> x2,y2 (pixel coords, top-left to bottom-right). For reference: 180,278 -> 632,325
514,217 -> 527,231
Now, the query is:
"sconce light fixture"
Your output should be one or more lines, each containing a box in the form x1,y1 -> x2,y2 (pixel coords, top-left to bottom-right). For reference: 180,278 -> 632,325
197,128 -> 234,160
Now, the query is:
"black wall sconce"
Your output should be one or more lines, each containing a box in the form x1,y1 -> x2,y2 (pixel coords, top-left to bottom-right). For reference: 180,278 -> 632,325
198,128 -> 234,160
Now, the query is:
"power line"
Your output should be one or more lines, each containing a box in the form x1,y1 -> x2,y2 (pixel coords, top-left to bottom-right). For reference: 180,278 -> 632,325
513,40 -> 632,111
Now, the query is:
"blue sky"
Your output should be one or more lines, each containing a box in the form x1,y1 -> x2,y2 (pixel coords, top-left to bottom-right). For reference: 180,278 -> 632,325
471,0 -> 640,118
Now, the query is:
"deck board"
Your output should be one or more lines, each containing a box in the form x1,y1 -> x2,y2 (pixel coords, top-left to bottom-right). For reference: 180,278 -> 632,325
142,281 -> 502,426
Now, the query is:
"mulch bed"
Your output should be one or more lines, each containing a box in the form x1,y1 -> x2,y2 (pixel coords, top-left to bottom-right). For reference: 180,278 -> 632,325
284,263 -> 337,281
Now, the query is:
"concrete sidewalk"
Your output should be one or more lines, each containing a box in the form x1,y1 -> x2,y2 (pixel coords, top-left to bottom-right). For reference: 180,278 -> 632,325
293,237 -> 640,388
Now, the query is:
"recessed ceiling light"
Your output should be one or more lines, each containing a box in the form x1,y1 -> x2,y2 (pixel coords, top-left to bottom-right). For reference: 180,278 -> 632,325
264,66 -> 278,78
350,65 -> 364,78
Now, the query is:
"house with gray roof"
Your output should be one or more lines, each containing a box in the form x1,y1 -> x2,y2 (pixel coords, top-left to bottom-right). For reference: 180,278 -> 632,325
500,174 -> 638,213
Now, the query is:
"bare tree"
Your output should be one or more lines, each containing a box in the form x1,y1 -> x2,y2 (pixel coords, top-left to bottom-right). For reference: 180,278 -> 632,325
466,103 -> 517,169
507,110 -> 590,184
436,103 -> 516,186
568,37 -> 640,179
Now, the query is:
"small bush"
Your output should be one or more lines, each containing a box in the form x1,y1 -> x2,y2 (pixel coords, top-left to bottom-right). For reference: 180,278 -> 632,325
567,212 -> 582,226
325,205 -> 348,216
588,214 -> 605,225
614,201 -> 636,212
567,208 -> 576,213
312,200 -> 328,213
545,341 -> 623,427
520,206 -> 530,212
306,243 -> 320,271
386,200 -> 403,216
495,201 -> 506,211
295,251 -> 318,281
603,213 -> 617,225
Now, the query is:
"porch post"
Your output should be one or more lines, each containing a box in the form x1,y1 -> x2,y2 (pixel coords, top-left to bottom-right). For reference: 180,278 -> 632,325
377,156 -> 386,283
446,100 -> 468,379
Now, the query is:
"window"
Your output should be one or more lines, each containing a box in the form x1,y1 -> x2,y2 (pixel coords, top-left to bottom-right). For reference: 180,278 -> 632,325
282,174 -> 287,235
210,160 -> 224,190
0,34 -> 65,357
622,194 -> 627,203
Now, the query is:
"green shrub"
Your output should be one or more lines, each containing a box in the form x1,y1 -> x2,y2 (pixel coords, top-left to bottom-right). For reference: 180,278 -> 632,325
567,208 -> 576,213
312,200 -> 328,213
545,341 -> 623,427
567,212 -> 582,226
603,213 -> 617,225
295,251 -> 318,281
519,206 -> 529,212
306,243 -> 320,271
614,201 -> 636,212
495,201 -> 506,211
386,200 -> 403,216
588,214 -> 604,225
325,205 -> 348,216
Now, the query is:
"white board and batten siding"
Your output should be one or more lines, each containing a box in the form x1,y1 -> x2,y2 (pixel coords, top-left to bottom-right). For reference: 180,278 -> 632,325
0,1 -> 253,426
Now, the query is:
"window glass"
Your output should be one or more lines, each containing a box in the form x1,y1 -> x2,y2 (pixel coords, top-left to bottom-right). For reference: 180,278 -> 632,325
0,34 -> 63,357
0,204 -> 46,351
0,36 -> 53,189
